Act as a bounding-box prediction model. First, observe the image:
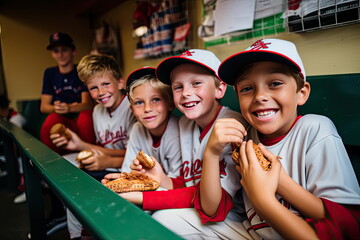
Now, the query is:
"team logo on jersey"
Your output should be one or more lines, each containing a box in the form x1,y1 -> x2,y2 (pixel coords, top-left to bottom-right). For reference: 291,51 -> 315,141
249,39 -> 270,51
180,50 -> 195,57
182,159 -> 202,184
98,126 -> 127,145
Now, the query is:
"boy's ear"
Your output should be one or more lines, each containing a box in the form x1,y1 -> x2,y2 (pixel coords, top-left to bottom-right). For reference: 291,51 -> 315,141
215,81 -> 227,99
297,82 -> 311,106
117,78 -> 125,90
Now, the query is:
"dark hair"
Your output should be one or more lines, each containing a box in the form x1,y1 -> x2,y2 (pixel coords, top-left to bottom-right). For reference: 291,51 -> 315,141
0,95 -> 10,108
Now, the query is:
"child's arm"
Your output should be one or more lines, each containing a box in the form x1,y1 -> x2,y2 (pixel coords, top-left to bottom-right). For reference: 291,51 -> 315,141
80,148 -> 123,170
51,128 -> 125,157
277,167 -> 325,219
40,94 -> 56,113
40,92 -> 93,114
101,174 -> 195,209
201,118 -> 247,216
65,92 -> 94,113
50,128 -> 87,151
238,140 -> 318,239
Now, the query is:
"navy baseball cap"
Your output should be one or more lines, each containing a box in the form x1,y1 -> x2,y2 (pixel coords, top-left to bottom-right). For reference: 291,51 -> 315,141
126,66 -> 156,93
46,32 -> 75,50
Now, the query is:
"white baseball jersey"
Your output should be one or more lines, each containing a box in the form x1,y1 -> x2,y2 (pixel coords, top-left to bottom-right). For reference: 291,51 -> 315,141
122,114 -> 182,178
92,96 -> 137,172
179,106 -> 250,198
243,114 -> 360,239
93,97 -> 136,150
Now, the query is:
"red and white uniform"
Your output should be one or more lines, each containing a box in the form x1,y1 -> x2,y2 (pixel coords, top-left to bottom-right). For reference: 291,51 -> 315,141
92,96 -> 137,171
244,114 -> 360,239
122,114 -> 181,178
143,106 -> 256,239
179,106 -> 246,195
93,96 -> 136,150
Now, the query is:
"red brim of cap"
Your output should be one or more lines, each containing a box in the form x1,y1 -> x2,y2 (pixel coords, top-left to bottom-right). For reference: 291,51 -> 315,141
126,67 -> 156,89
156,57 -> 217,85
218,50 -> 302,85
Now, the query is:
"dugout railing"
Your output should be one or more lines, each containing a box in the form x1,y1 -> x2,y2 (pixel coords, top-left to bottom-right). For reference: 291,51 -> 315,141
0,119 -> 182,240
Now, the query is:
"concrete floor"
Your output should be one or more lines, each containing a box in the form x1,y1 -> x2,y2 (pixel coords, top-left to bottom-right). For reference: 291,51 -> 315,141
0,162 -> 68,240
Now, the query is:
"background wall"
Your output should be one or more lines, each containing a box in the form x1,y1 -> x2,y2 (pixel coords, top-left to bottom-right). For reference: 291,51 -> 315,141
207,24 -> 360,77
0,1 -> 91,109
97,0 -> 203,79
98,1 -> 360,78
0,0 -> 359,110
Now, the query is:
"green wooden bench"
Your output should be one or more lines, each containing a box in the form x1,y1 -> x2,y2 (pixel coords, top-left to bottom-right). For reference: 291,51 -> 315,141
0,119 -> 182,239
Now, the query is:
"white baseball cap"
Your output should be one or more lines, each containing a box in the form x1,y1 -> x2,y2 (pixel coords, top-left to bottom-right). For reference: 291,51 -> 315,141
218,39 -> 306,85
156,49 -> 221,85
126,66 -> 156,92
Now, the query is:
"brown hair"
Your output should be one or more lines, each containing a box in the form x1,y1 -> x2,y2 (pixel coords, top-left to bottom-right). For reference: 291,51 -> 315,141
77,54 -> 122,84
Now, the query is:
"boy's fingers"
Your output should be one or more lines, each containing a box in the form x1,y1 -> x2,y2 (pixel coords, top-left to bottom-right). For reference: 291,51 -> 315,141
101,179 -> 109,184
239,141 -> 248,170
245,140 -> 260,167
258,144 -> 279,164
81,157 -> 95,165
50,133 -> 60,140
218,118 -> 247,133
103,173 -> 121,180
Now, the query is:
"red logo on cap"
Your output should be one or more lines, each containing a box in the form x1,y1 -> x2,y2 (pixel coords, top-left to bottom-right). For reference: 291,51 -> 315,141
53,33 -> 60,40
180,50 -> 194,57
250,40 -> 270,50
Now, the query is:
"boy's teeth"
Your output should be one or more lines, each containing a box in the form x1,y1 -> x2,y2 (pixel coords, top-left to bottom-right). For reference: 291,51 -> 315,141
257,110 -> 276,118
184,102 -> 197,107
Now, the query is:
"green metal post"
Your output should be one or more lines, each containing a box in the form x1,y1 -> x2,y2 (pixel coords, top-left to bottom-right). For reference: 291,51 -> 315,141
23,152 -> 47,239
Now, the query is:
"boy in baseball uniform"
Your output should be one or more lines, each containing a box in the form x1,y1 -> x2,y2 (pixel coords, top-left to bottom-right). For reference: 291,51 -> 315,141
215,38 -> 360,239
52,54 -> 136,177
105,67 -> 182,189
104,50 -> 255,239
51,54 -> 137,239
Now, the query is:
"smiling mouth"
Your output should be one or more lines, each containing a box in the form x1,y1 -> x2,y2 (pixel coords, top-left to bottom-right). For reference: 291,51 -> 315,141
143,116 -> 156,120
183,101 -> 199,108
99,96 -> 111,103
253,110 -> 277,118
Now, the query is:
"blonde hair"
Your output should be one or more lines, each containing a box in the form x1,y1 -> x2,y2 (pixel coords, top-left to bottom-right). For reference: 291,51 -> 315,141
128,75 -> 174,107
77,54 -> 122,83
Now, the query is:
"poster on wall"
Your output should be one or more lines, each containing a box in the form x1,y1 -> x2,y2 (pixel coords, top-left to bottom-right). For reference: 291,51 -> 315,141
91,21 -> 122,68
214,0 -> 256,36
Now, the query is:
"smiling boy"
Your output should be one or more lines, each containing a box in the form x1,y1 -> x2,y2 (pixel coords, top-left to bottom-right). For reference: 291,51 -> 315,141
215,38 -> 360,239
40,32 -> 95,155
118,67 -> 181,188
51,54 -> 137,239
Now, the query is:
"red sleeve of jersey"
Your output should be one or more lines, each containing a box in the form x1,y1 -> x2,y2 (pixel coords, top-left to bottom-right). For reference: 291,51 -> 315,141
142,186 -> 196,211
170,176 -> 185,189
193,184 -> 234,224
306,198 -> 360,240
